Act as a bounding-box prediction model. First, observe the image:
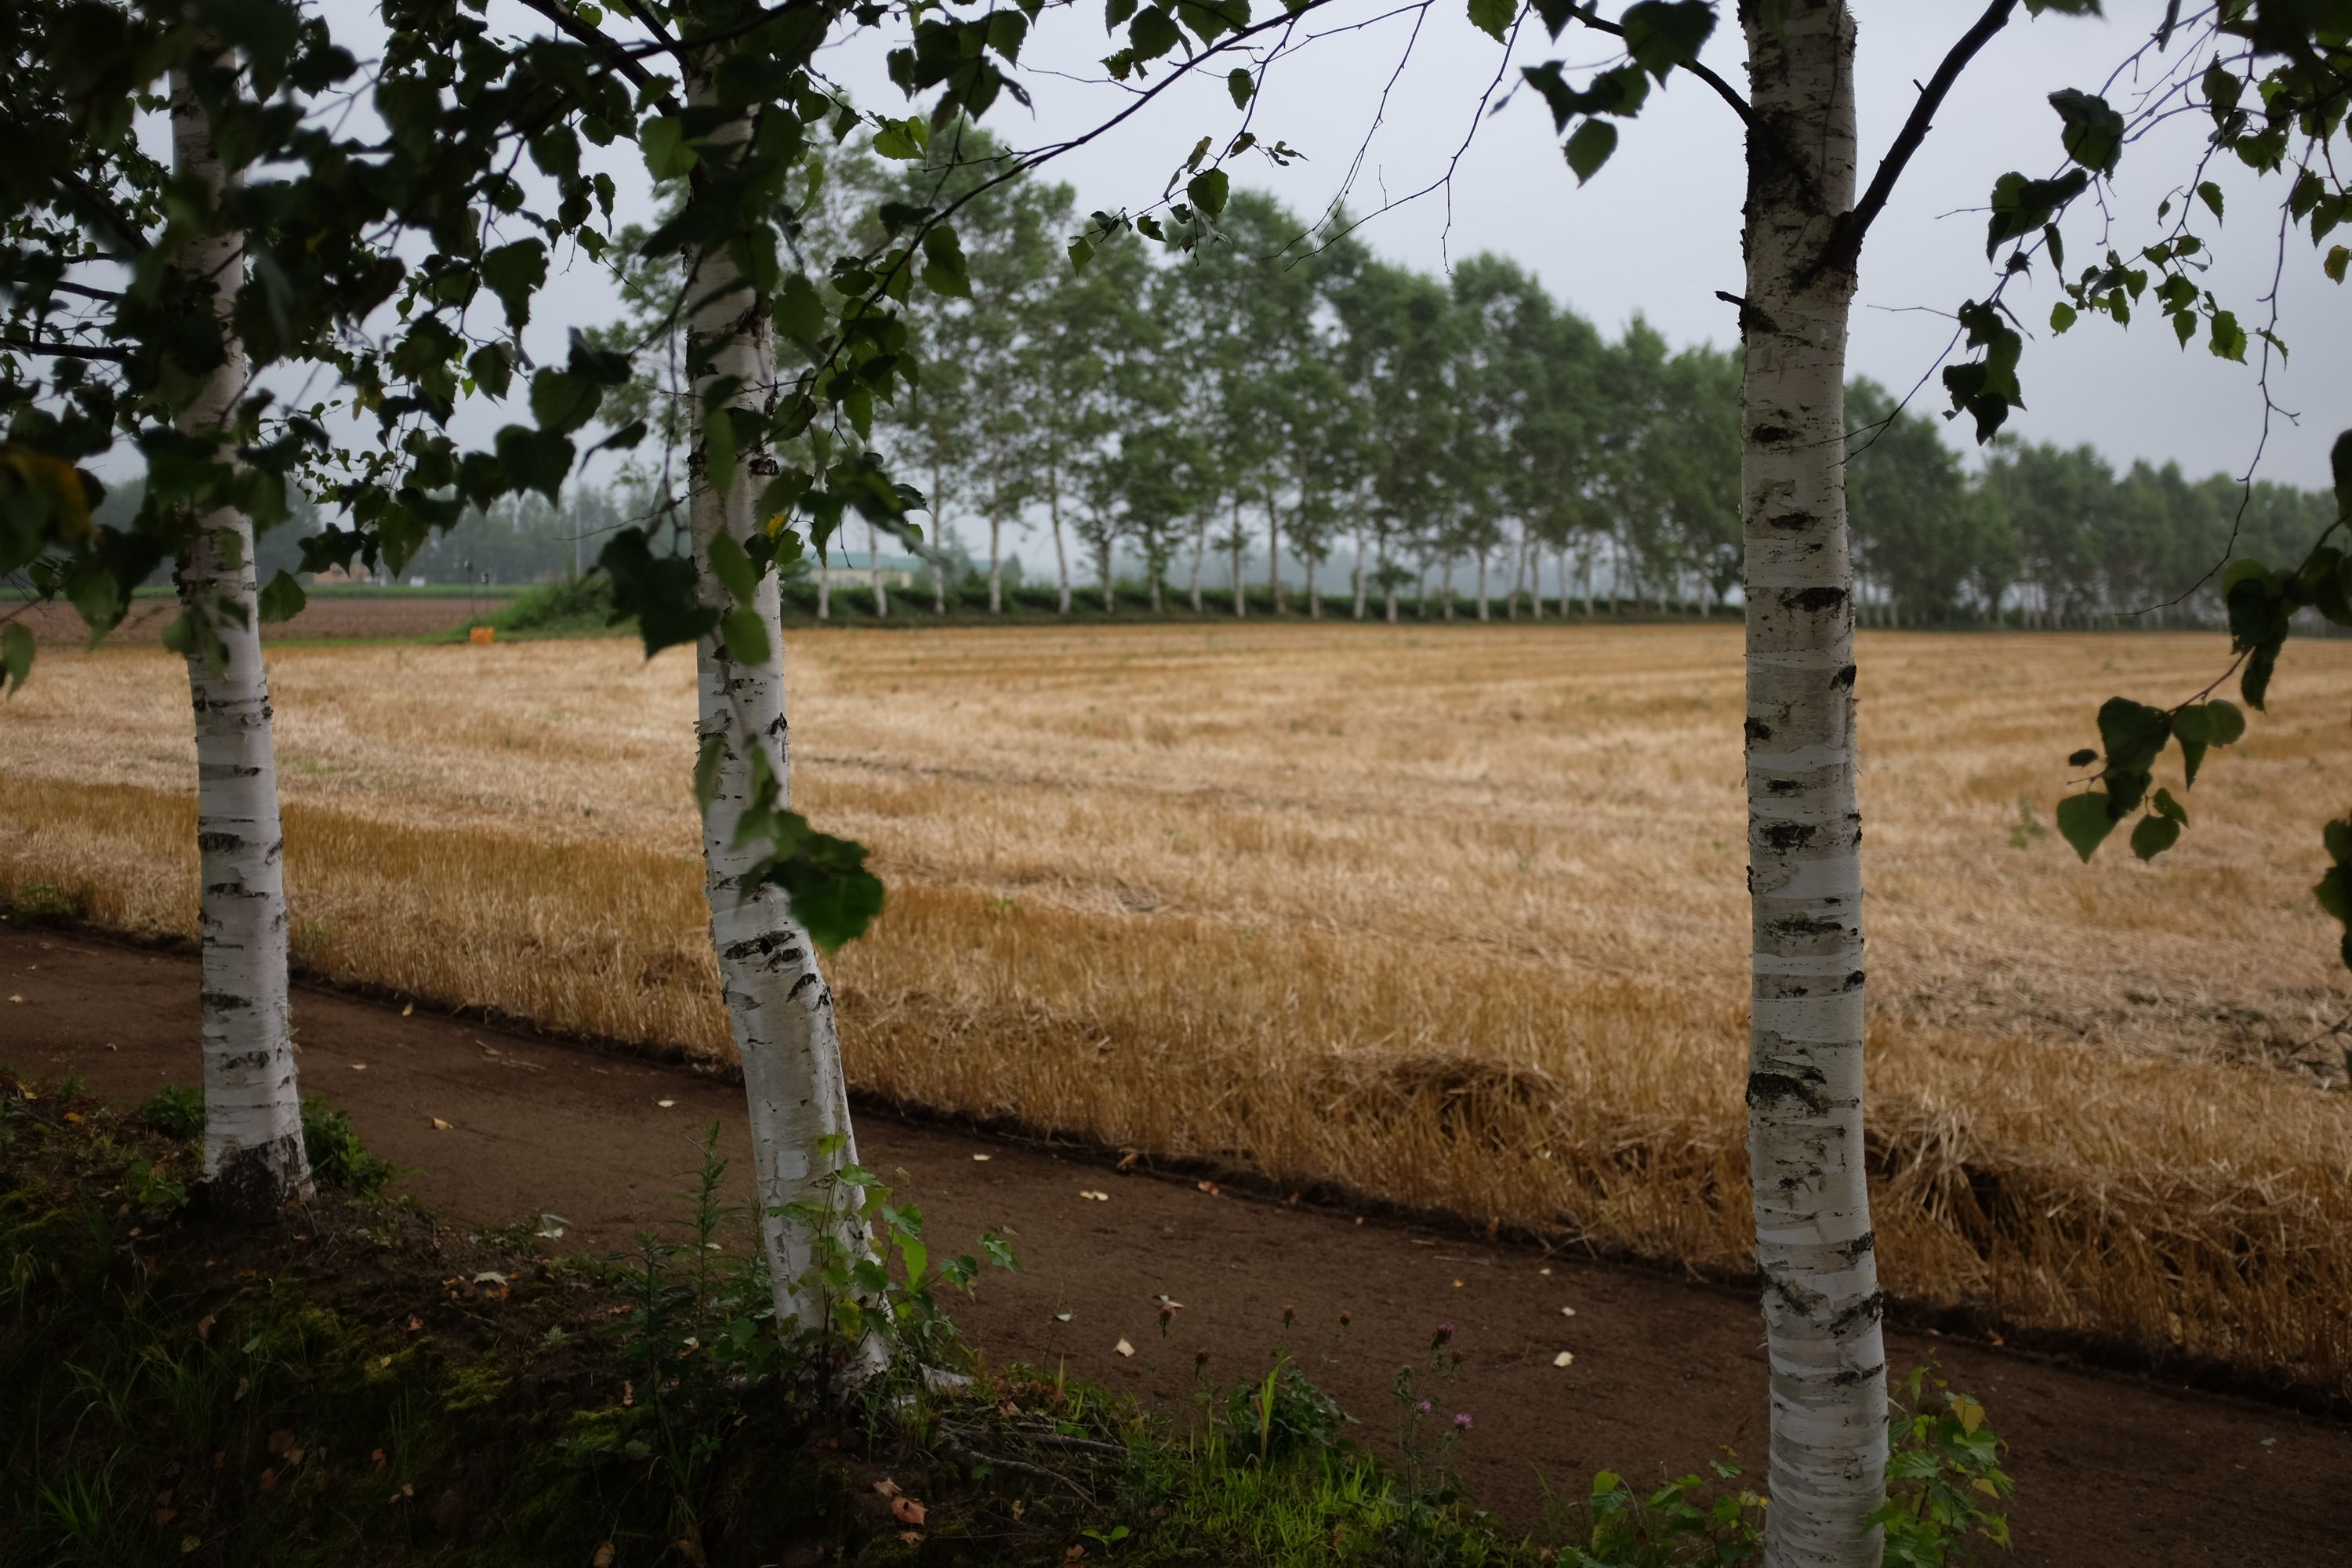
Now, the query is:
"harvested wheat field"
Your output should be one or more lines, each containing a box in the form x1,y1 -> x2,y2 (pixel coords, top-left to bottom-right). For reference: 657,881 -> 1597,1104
5,622 -> 2350,1395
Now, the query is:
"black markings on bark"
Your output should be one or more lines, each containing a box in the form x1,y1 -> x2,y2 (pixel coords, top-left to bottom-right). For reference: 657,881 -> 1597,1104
1839,1229 -> 1877,1264
1786,585 -> 1848,613
1834,663 -> 1857,689
1744,717 -> 1773,742
1773,915 -> 1848,938
1748,1069 -> 1829,1116
1763,822 -> 1814,850
1769,510 -> 1815,531
1829,1291 -> 1886,1335
1750,423 -> 1795,445
786,971 -> 820,1000
196,831 -> 244,852
201,990 -> 253,1012
1765,779 -> 1802,795
1846,971 -> 1866,987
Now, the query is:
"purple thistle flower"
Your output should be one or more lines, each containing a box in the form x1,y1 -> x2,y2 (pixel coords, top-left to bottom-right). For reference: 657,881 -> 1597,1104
1453,1412 -> 1473,1432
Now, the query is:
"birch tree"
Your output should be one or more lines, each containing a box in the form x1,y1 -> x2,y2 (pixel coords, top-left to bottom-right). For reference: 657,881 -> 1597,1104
168,46 -> 314,1213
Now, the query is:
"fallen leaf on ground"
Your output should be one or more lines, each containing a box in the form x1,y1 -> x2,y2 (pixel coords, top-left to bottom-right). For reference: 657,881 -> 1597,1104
1553,1351 -> 1575,1368
1079,1189 -> 1109,1202
1114,1338 -> 1134,1357
349,1063 -> 367,1071
899,1530 -> 924,1544
656,1098 -> 676,1109
971,1152 -> 991,1161
1561,1306 -> 1576,1317
401,1002 -> 413,1016
1539,1266 -> 1553,1276
890,1495 -> 927,1526
5,996 -> 20,1004
1196,1180 -> 1219,1195
591,1547 -> 615,1568
1453,1279 -> 1465,1288
428,1116 -> 452,1131
180,1536 -> 201,1555
873,1478 -> 902,1498
1116,1151 -> 1139,1171
1054,1312 -> 1073,1322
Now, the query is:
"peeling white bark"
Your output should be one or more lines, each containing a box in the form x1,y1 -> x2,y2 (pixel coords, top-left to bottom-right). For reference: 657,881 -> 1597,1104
684,89 -> 876,1359
1740,9 -> 1886,1567
170,58 -> 313,1215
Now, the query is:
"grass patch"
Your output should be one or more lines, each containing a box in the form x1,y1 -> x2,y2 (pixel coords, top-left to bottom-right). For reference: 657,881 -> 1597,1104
0,1076 -> 2012,1567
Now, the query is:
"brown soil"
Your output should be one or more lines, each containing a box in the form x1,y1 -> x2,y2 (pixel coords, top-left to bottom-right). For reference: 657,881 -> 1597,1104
5,922 -> 2345,1567
8,595 -> 481,644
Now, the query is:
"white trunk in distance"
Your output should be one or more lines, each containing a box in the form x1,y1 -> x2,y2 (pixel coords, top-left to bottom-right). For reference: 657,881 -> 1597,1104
1740,8 -> 1886,1566
1265,495 -> 1283,614
170,58 -> 313,1214
867,517 -> 887,618
1049,460 -> 1072,615
684,90 -> 877,1354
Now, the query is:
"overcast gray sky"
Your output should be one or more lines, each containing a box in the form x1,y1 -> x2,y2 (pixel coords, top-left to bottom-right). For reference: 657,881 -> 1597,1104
338,0 -> 2348,489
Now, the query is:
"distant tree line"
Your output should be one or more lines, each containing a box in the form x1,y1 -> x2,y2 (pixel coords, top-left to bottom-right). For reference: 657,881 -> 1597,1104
236,128 -> 2332,632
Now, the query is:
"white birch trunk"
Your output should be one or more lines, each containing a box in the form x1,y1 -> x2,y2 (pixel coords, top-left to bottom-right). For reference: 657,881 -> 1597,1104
816,566 -> 830,620
1049,461 -> 1071,615
1740,9 -> 1885,1566
1352,522 -> 1369,620
1475,550 -> 1490,622
171,60 -> 313,1215
1100,535 -> 1115,613
1305,548 -> 1320,619
868,517 -> 887,618
927,457 -> 947,615
985,506 -> 1002,614
1266,494 -> 1283,615
684,89 -> 876,1359
1188,518 -> 1205,612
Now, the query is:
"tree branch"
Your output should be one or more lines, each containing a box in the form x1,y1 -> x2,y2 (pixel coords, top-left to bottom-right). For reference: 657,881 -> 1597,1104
507,0 -> 667,100
49,167 -> 152,255
1817,0 -> 2017,279
1566,5 -> 1756,134
0,334 -> 132,363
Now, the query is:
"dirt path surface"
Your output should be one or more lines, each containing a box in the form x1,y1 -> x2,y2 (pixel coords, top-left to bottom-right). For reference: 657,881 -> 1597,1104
5,924 -> 2343,1566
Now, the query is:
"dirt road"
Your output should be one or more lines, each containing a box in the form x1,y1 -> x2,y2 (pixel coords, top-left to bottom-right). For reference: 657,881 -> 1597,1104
3,924 -> 2342,1566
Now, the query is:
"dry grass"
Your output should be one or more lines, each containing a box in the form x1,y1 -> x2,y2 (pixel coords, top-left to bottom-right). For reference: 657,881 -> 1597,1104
5,623 -> 2350,1392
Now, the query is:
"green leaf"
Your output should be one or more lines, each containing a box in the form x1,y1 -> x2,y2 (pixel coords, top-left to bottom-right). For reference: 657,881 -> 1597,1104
1620,0 -> 1712,78
2314,864 -> 2352,927
480,240 -> 547,330
706,530 -> 758,605
256,569 -> 307,623
2178,737 -> 2208,789
2056,792 -> 2118,862
2207,308 -> 2247,362
1564,118 -> 1617,185
2049,300 -> 2077,332
2152,787 -> 2187,826
529,369 -> 602,436
775,273 -> 828,352
2095,697 -> 2170,775
2326,245 -> 2350,284
1186,168 -> 1230,219
641,115 -> 697,180
1467,0 -> 1515,43
2332,429 -> 2352,522
2172,699 -> 2245,747
1068,234 -> 1096,271
2197,180 -> 2223,222
921,224 -> 972,299
693,732 -> 725,811
0,622 -> 31,693
2048,88 -> 2124,175
721,606 -> 771,666
1228,67 -> 1254,107
705,404 -> 739,495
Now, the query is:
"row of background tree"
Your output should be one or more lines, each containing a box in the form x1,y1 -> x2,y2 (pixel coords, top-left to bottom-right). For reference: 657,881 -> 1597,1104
131,127 -> 2332,630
